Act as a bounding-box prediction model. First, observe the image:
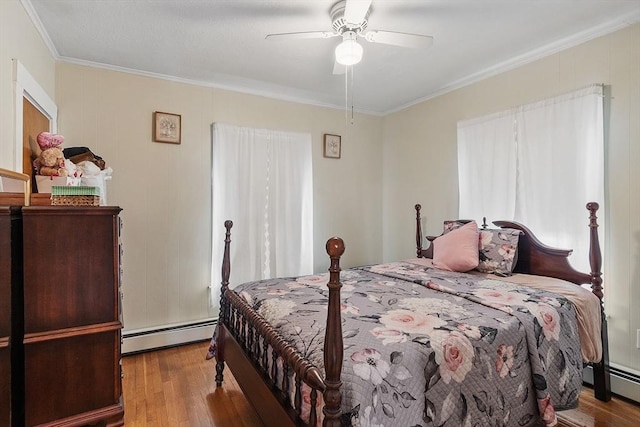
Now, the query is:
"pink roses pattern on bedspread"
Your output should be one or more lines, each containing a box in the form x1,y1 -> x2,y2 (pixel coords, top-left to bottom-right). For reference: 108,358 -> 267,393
211,261 -> 583,427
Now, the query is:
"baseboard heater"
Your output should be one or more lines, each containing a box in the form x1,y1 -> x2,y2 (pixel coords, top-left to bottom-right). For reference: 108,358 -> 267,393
122,318 -> 217,355
583,364 -> 640,403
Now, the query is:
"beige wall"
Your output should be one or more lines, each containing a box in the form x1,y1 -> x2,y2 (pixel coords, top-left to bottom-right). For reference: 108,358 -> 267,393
383,24 -> 640,374
0,0 -> 56,169
55,63 -> 383,331
2,0 -> 637,377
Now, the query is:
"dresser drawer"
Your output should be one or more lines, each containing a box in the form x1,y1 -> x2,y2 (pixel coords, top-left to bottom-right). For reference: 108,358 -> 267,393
24,326 -> 121,426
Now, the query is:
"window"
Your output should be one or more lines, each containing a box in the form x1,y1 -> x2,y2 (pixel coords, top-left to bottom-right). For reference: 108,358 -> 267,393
457,84 -> 604,272
210,123 -> 314,308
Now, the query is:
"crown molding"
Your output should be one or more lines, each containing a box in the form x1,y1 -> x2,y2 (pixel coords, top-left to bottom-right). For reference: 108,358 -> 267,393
385,9 -> 640,115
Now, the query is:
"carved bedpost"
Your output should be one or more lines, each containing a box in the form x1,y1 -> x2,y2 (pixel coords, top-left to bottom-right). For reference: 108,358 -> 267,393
215,220 -> 233,387
323,237 -> 345,427
415,204 -> 423,257
221,220 -> 233,318
587,203 -> 603,299
586,203 -> 611,402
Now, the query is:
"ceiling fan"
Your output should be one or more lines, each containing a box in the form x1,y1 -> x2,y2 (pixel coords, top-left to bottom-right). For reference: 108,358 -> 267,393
265,0 -> 433,74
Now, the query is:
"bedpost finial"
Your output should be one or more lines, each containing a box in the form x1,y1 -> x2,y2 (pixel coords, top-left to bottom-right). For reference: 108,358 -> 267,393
415,204 -> 421,212
224,220 -> 233,230
326,237 -> 345,258
586,202 -> 599,228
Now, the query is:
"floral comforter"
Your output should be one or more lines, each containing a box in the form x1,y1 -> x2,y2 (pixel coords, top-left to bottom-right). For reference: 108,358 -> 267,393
213,261 -> 584,427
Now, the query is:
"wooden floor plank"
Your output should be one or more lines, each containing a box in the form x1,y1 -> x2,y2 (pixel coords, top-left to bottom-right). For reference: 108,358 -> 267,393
122,341 -> 639,427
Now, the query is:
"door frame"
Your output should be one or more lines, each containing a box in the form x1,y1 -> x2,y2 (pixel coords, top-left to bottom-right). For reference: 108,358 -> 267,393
12,59 -> 57,170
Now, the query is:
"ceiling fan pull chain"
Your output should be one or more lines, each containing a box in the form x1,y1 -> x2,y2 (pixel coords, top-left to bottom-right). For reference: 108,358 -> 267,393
350,65 -> 355,125
345,65 -> 349,127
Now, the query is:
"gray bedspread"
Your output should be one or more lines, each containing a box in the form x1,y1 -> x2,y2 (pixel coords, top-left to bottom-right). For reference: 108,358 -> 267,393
211,261 -> 583,427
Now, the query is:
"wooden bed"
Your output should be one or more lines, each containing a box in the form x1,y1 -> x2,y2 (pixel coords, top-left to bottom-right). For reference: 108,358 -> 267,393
212,202 -> 611,427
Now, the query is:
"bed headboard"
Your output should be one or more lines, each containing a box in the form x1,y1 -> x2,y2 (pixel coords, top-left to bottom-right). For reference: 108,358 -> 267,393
415,202 -> 603,299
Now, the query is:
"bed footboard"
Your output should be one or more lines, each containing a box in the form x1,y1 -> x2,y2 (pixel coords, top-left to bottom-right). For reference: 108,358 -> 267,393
214,220 -> 346,426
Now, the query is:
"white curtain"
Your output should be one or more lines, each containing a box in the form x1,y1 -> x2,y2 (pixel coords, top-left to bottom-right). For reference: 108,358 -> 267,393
514,85 -> 604,269
457,84 -> 604,272
458,110 -> 517,222
210,123 -> 313,308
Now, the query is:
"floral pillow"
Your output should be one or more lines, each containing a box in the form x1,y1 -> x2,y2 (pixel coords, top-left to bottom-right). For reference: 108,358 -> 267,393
443,221 -> 521,276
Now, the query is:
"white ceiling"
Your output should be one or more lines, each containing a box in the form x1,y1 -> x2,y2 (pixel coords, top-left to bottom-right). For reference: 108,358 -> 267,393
25,0 -> 640,115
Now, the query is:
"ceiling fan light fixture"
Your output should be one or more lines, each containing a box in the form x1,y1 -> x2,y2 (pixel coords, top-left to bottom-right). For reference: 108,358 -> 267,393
335,32 -> 363,66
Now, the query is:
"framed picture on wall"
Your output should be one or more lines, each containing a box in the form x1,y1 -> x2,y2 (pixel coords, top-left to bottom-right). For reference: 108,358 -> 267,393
153,111 -> 181,144
323,134 -> 341,159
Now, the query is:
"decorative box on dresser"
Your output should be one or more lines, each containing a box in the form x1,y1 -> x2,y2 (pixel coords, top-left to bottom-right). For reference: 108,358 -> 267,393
21,206 -> 124,426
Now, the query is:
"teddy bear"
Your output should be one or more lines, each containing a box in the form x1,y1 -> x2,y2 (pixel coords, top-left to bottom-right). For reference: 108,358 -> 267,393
33,132 -> 68,177
34,146 -> 68,176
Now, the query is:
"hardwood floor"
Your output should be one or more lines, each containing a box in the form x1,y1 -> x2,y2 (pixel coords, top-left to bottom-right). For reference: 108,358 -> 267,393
122,341 -> 639,427
557,390 -> 640,427
122,340 -> 262,427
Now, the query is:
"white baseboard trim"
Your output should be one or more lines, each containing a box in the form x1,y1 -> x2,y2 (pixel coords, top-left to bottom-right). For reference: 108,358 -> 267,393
122,319 -> 216,355
583,364 -> 640,402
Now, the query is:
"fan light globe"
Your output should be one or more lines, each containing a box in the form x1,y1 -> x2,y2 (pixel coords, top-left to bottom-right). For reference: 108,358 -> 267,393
335,37 -> 363,66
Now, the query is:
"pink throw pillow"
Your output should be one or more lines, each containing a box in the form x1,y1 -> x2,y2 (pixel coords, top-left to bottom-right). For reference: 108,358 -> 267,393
432,221 -> 479,272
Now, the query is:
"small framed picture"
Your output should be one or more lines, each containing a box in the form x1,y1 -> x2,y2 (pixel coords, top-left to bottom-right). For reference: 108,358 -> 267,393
153,111 -> 181,144
323,134 -> 341,159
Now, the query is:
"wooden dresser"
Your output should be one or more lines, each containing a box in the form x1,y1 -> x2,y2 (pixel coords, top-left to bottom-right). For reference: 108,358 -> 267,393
14,206 -> 124,426
0,206 -> 21,426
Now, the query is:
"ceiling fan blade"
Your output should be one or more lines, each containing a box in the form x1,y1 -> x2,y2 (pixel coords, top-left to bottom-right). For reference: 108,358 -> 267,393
344,0 -> 372,24
333,61 -> 346,75
265,31 -> 337,41
364,30 -> 434,49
